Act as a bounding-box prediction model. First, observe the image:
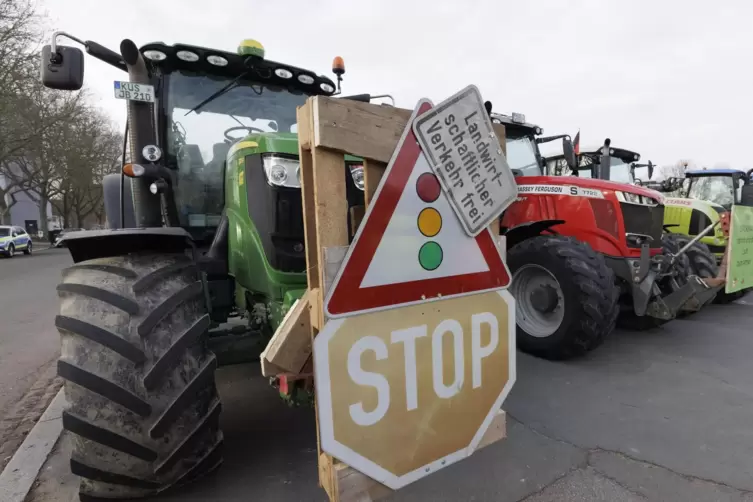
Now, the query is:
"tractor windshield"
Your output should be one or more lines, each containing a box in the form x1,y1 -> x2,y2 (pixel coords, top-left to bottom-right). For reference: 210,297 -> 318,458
165,70 -> 310,227
506,136 -> 541,175
687,176 -> 735,208
604,157 -> 634,184
574,155 -> 634,184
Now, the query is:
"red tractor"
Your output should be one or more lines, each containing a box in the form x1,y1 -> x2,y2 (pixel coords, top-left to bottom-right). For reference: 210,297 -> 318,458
489,111 -> 718,360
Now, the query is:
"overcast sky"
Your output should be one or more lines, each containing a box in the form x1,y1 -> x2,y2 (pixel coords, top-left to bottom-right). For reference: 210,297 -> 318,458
40,0 -> 753,172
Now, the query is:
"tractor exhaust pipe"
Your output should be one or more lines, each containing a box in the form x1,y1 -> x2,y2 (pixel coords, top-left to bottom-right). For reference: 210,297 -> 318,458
120,39 -> 162,228
598,138 -> 611,180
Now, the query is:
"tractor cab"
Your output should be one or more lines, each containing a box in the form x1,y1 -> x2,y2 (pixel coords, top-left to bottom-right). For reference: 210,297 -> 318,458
488,108 -> 576,176
683,168 -> 753,210
132,40 -> 351,244
40,34 -> 373,325
40,35 -> 363,244
545,141 -> 641,185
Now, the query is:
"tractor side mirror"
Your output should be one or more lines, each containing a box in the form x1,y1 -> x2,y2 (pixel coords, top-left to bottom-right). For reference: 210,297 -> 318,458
562,138 -> 577,171
647,160 -> 654,180
41,44 -> 84,90
741,184 -> 753,207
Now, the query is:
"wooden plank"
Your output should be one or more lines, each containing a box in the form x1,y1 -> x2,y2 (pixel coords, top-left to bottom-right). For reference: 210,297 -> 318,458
260,358 -> 288,377
308,287 -> 323,332
349,205 -> 365,238
306,98 -> 353,500
329,411 -> 507,502
311,96 -> 507,163
363,160 -> 386,207
299,101 -> 320,291
313,96 -> 412,163
311,148 -> 349,292
260,292 -> 312,374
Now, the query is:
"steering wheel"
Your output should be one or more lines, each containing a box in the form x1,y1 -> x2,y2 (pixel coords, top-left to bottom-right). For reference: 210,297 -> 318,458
224,125 -> 265,142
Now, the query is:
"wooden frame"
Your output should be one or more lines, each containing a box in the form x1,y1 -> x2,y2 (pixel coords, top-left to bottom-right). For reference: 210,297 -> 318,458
294,96 -> 509,502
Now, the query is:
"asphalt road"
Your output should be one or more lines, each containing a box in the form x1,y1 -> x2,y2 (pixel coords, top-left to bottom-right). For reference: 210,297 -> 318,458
28,293 -> 753,502
0,247 -> 70,470
0,247 -> 70,415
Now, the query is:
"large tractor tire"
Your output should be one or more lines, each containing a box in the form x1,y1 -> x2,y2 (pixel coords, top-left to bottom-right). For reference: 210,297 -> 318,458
673,235 -> 719,315
508,235 -> 619,360
618,233 -> 692,330
56,253 -> 222,500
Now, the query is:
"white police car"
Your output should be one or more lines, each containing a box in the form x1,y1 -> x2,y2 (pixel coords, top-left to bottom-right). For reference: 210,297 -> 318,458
0,225 -> 32,257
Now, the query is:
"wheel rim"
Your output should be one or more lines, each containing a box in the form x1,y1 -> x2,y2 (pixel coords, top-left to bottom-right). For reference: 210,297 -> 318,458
511,264 -> 565,338
27,242 -> 31,253
8,246 -> 13,257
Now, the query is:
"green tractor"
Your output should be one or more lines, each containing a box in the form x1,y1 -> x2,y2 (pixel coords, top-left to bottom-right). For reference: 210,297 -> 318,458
656,167 -> 753,303
41,33 -> 370,499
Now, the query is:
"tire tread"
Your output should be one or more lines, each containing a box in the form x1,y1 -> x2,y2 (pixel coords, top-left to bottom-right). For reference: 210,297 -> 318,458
509,235 -> 619,359
56,253 -> 221,500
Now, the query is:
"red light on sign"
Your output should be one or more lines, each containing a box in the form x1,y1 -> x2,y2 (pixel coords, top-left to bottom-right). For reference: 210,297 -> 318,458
416,173 -> 440,203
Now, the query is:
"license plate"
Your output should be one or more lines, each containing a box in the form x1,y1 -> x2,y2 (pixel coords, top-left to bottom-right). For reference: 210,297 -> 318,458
113,81 -> 155,103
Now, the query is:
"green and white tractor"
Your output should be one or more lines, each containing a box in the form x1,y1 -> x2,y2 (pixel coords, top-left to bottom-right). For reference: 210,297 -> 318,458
658,167 -> 753,303
40,33 -> 370,500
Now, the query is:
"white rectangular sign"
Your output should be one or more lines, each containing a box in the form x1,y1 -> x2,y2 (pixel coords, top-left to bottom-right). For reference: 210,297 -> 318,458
113,81 -> 155,103
516,184 -> 605,199
413,85 -> 517,237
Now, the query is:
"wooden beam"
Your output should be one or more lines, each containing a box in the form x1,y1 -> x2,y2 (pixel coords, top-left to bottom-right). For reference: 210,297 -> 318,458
259,358 -> 288,377
311,96 -> 507,163
326,411 -> 507,502
299,102 -> 319,291
259,292 -> 313,375
363,160 -> 387,207
313,97 -> 412,163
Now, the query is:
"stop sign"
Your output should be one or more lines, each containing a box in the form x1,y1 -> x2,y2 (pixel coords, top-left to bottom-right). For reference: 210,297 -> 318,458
313,290 -> 515,489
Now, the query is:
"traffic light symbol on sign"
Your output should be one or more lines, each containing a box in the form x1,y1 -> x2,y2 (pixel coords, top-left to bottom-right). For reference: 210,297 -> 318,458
416,173 -> 443,271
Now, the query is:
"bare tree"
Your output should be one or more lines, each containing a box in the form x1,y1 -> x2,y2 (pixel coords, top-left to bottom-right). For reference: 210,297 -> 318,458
7,85 -> 87,233
0,0 -> 45,165
60,107 -> 123,227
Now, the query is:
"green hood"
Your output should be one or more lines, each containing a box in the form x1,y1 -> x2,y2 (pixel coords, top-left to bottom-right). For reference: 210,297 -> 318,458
227,132 -> 361,161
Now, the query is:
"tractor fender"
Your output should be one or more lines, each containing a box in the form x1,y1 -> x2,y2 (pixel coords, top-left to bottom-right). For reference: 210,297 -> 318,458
102,173 -> 136,229
502,219 -> 565,250
62,227 -> 194,264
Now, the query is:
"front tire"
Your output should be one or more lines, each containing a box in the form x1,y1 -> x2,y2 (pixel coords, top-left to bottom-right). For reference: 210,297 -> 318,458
619,233 -> 691,330
56,253 -> 222,500
7,243 -> 14,257
673,235 -> 718,314
508,235 -> 619,360
23,241 -> 32,255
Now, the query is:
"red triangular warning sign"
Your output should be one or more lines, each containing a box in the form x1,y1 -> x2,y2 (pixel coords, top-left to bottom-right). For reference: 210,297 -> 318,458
325,99 -> 511,319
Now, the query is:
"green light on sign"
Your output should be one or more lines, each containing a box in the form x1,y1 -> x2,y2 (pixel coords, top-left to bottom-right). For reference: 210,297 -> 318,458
418,241 -> 443,271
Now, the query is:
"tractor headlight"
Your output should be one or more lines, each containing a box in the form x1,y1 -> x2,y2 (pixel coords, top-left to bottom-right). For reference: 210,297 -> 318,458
615,190 -> 659,206
262,155 -> 300,188
349,164 -> 365,190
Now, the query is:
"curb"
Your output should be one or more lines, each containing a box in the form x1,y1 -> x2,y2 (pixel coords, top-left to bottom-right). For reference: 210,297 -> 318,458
0,388 -> 66,502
